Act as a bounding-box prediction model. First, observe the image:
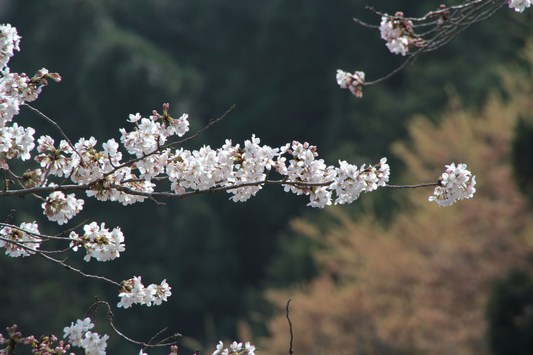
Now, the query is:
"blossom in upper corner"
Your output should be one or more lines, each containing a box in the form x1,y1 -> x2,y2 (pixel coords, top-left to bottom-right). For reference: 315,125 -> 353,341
429,163 -> 476,206
379,12 -> 423,56
508,0 -> 532,12
336,69 -> 365,97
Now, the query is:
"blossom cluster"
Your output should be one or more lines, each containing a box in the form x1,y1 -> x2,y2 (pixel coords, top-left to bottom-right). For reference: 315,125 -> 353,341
379,12 -> 421,56
0,324 -> 36,352
69,222 -> 125,262
41,188 -> 85,225
63,318 -> 109,355
1,24 -> 60,166
212,341 -> 256,355
0,222 -> 41,257
336,69 -> 365,97
117,276 -> 172,308
0,24 -> 19,68
30,119 -> 390,211
429,163 -> 476,206
508,0 -> 532,12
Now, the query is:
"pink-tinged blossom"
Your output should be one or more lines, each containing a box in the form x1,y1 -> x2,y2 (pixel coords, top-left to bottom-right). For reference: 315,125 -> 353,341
0,221 -> 41,257
212,340 -> 256,355
34,135 -> 74,177
227,135 -> 278,202
0,69 -> 60,126
336,69 -> 365,97
63,318 -> 94,347
128,112 -> 142,123
429,163 -> 476,206
120,108 -> 190,159
42,189 -> 84,225
332,158 -> 390,205
379,13 -> 421,56
0,123 -> 35,166
0,24 -> 20,69
80,331 -> 109,355
1,26 -> 58,125
117,276 -> 171,308
69,222 -> 125,262
63,318 -> 108,354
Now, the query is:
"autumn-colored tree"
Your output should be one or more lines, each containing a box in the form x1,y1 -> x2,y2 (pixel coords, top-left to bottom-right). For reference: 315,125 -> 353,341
261,43 -> 533,355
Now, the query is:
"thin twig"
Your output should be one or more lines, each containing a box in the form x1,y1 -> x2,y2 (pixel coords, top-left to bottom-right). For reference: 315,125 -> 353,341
385,182 -> 438,189
286,299 -> 294,355
85,300 -> 182,348
352,17 -> 379,29
166,104 -> 236,148
23,104 -> 84,162
0,183 -> 90,197
40,253 -> 120,287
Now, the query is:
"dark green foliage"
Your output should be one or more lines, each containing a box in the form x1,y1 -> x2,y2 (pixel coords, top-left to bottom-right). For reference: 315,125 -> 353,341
487,268 -> 533,355
512,117 -> 533,205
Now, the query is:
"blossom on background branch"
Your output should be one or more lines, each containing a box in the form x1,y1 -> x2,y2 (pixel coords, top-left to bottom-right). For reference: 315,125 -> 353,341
338,0 -> 529,97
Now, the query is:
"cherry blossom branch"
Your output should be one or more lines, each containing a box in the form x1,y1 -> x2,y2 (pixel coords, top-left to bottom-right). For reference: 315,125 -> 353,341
340,0 -> 510,96
0,227 -> 120,286
0,178 -> 441,200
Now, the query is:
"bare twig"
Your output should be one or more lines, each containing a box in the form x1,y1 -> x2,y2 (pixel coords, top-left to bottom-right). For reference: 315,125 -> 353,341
86,300 -> 181,348
23,104 -> 84,163
385,182 -> 438,189
40,253 -> 120,287
166,104 -> 236,148
0,183 -> 90,197
357,0 -> 507,86
286,299 -> 294,355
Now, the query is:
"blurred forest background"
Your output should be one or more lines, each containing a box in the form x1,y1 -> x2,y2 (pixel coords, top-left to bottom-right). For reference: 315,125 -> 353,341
1,0 -> 533,354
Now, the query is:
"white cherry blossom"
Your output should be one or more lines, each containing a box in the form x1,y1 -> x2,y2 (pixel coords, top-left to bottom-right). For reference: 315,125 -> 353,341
117,276 -> 171,308
0,221 -> 41,257
508,0 -> 532,12
42,190 -> 84,225
69,222 -> 125,262
429,163 -> 476,206
336,69 -> 365,97
63,318 -> 94,347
